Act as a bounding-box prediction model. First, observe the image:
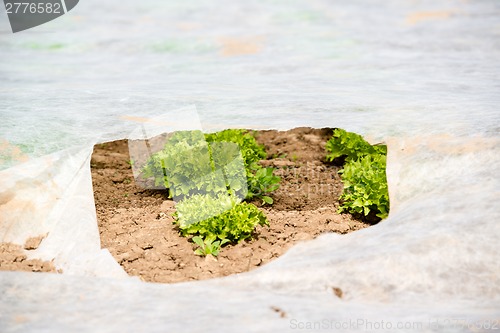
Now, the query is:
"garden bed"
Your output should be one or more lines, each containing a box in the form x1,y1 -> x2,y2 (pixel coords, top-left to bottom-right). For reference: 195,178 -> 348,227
91,127 -> 371,283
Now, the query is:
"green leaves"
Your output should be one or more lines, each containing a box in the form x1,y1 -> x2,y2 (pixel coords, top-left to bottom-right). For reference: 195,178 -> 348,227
326,129 -> 386,162
142,130 -> 225,198
326,129 -> 390,220
142,129 -> 280,203
247,167 -> 280,204
175,194 -> 269,244
209,141 -> 248,199
205,129 -> 279,204
174,193 -> 237,227
142,129 -> 278,257
205,129 -> 266,167
192,236 -> 229,256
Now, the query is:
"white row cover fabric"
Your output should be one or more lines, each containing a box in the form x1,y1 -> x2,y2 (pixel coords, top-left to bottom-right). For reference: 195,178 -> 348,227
1,0 -> 499,331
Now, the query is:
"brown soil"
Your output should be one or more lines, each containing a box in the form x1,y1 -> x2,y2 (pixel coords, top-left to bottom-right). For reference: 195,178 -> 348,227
91,127 -> 371,283
0,235 -> 59,273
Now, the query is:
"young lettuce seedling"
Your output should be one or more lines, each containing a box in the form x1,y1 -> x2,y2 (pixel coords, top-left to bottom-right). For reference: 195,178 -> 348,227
192,236 -> 229,257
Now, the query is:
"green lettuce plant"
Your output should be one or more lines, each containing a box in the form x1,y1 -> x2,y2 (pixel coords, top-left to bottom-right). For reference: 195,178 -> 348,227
205,129 -> 280,204
141,130 -> 223,198
142,129 -> 280,203
326,128 -> 389,220
142,129 -> 277,256
174,193 -> 269,243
